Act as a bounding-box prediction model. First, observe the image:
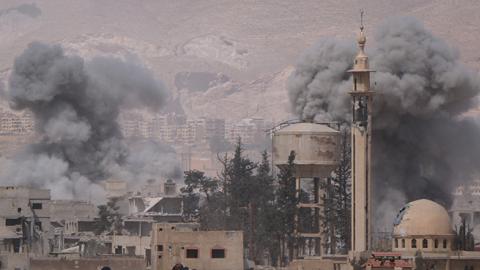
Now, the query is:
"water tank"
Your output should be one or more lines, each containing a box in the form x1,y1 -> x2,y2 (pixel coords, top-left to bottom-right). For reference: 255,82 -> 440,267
272,122 -> 340,178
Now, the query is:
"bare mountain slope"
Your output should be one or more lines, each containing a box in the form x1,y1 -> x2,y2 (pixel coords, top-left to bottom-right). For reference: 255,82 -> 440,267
1,0 -> 479,120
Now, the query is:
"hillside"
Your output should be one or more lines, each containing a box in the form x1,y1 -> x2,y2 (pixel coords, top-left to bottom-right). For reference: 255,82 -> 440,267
1,0 -> 480,121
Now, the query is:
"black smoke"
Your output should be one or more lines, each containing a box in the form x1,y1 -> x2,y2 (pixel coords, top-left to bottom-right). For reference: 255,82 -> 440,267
288,17 -> 480,227
1,42 -> 177,201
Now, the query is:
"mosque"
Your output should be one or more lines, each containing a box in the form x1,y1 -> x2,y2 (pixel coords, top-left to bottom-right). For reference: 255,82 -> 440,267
350,21 -> 480,270
274,18 -> 480,270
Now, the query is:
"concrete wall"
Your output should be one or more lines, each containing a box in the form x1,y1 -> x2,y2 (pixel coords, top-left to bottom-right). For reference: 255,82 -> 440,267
49,200 -> 96,221
0,253 -> 29,270
30,257 -> 145,270
0,187 -> 50,200
151,223 -> 243,270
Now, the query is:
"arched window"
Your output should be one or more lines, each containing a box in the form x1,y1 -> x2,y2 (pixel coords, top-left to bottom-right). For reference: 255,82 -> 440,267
434,239 -> 439,248
423,239 -> 428,248
395,239 -> 399,248
443,239 -> 448,249
411,239 -> 417,248
402,239 -> 405,248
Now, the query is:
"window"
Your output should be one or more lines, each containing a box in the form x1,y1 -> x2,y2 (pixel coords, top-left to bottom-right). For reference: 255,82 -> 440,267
434,239 -> 439,248
186,249 -> 199,258
443,239 -> 447,249
401,239 -> 405,248
157,245 -> 163,252
126,246 -> 136,255
211,249 -> 225,259
411,239 -> 417,248
422,239 -> 428,248
354,78 -> 357,91
32,203 -> 42,210
394,239 -> 398,248
5,218 -> 21,226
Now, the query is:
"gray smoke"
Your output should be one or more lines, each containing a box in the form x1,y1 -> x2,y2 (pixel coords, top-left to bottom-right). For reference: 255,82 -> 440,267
111,139 -> 182,187
288,17 -> 480,228
1,42 -> 178,202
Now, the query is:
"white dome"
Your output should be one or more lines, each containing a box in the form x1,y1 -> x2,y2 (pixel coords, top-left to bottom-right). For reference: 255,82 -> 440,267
393,199 -> 453,237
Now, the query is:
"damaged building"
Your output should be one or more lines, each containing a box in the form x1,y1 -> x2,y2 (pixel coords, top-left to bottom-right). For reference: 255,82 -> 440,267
0,186 -> 51,255
113,178 -> 183,258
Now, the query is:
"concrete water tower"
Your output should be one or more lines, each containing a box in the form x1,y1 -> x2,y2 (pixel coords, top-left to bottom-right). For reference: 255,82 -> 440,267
272,122 -> 340,258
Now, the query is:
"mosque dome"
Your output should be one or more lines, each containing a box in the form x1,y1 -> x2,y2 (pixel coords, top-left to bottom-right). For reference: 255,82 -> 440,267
393,199 -> 454,237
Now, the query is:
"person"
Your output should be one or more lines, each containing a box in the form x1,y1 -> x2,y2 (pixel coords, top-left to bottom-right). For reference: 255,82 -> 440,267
172,263 -> 183,270
172,263 -> 189,270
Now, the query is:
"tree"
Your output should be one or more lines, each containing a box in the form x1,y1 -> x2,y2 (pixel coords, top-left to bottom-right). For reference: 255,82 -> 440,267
96,197 -> 122,235
276,150 -> 297,265
184,170 -> 219,202
251,150 -> 276,263
321,128 -> 351,254
180,170 -> 225,230
454,217 -> 475,251
229,138 -> 257,206
332,129 -> 352,253
180,178 -> 200,223
226,138 -> 257,231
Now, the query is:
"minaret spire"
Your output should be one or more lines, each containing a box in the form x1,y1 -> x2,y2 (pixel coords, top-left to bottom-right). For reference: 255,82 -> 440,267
349,10 -> 375,254
358,10 -> 366,53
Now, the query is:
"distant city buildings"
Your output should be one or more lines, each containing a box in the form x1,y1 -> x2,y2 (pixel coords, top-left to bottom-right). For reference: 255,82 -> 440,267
0,107 -> 273,179
0,108 -> 34,136
0,108 -> 35,157
118,111 -> 272,147
0,107 -> 273,150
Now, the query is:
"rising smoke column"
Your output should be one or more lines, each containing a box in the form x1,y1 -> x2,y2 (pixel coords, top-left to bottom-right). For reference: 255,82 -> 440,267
288,17 -> 480,227
1,42 -> 173,201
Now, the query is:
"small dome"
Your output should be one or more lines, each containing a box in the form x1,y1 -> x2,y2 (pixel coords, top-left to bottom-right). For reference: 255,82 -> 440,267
393,199 -> 453,237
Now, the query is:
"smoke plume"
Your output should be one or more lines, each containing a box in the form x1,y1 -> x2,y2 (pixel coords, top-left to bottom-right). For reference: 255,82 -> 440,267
0,42 -> 178,202
288,17 -> 480,227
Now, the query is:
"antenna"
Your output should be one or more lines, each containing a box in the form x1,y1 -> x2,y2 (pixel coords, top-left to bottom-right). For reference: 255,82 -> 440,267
360,9 -> 365,31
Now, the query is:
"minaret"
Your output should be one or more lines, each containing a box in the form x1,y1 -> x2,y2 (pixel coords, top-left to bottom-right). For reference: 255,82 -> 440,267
349,14 -> 374,253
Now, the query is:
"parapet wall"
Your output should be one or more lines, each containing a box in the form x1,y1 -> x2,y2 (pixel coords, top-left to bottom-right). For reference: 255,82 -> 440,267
30,257 -> 146,270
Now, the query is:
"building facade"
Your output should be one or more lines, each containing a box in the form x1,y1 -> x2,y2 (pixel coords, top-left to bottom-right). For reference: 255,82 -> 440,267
151,223 -> 244,270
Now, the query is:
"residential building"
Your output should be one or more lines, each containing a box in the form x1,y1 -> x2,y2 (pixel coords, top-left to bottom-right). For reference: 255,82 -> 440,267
151,223 -> 244,270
